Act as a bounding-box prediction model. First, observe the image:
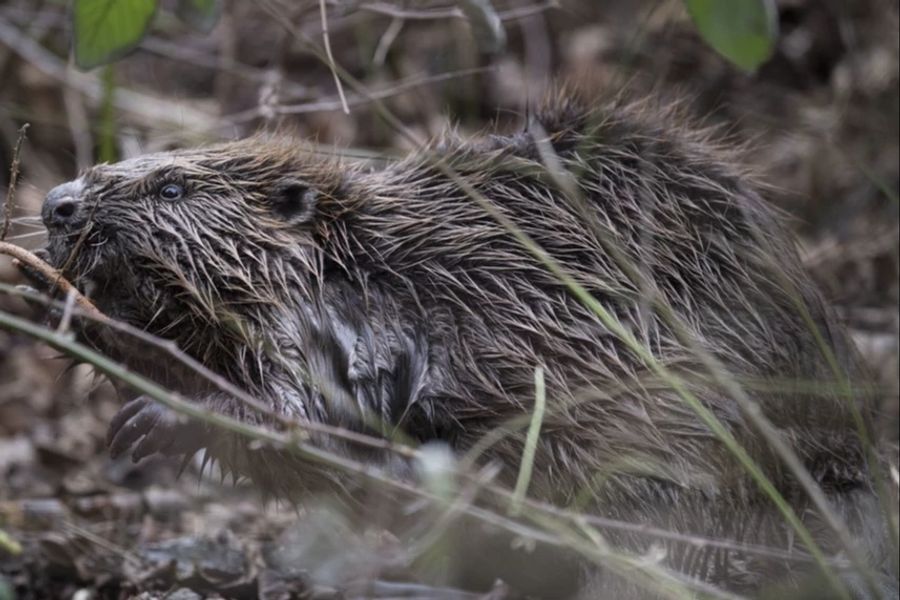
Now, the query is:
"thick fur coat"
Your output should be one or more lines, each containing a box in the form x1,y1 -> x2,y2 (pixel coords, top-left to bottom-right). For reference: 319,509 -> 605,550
37,95 -> 893,598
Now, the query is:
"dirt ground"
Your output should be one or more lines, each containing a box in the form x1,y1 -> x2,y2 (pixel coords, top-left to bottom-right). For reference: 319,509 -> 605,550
0,0 -> 897,598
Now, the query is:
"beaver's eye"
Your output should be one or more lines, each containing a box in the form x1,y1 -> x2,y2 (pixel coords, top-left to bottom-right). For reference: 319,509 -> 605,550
158,183 -> 184,201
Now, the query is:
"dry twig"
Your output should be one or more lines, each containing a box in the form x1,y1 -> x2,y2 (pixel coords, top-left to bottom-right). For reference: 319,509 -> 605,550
1,123 -> 29,241
0,241 -> 106,321
358,1 -> 558,22
319,0 -> 350,114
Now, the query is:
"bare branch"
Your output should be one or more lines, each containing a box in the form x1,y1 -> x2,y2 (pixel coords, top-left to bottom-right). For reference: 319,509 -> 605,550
319,0 -> 350,114
358,1 -> 559,22
1,123 -> 29,241
0,241 -> 106,321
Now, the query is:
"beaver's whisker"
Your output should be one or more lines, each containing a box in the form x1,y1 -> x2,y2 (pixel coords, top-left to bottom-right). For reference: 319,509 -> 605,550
8,217 -> 45,227
3,230 -> 48,241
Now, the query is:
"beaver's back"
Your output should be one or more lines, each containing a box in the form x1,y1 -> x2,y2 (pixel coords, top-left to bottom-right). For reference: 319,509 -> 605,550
324,96 -> 865,492
297,97 -> 888,593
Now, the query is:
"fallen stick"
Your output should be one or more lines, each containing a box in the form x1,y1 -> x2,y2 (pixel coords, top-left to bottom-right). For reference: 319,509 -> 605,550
0,241 -> 107,321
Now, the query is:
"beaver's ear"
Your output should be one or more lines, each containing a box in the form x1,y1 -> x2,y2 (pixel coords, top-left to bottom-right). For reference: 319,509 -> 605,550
270,178 -> 318,224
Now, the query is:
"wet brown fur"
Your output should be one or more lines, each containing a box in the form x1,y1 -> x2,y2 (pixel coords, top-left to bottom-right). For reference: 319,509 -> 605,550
39,92 -> 894,597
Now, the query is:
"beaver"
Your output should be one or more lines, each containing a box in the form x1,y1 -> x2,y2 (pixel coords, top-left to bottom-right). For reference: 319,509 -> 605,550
26,93 -> 895,598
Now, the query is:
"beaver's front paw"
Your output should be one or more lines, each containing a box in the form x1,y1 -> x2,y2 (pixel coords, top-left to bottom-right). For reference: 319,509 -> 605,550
107,396 -> 204,462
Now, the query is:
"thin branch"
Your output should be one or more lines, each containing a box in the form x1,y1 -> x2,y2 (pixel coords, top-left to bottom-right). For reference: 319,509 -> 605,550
275,67 -> 490,114
1,123 -> 28,241
319,0 -> 350,114
0,242 -> 105,320
373,15 -> 404,66
358,1 -> 559,22
221,66 -> 491,123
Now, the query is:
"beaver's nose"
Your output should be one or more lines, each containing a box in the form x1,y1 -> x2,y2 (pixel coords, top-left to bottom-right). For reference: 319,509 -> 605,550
42,181 -> 84,229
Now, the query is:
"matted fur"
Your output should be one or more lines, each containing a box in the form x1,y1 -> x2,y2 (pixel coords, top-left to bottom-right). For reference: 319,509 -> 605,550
39,93 -> 892,598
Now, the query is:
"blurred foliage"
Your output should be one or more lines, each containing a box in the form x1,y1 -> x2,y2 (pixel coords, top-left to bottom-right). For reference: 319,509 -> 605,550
0,529 -> 21,556
70,0 -> 780,73
72,0 -> 221,69
175,0 -> 221,33
684,0 -> 778,71
73,0 -> 157,69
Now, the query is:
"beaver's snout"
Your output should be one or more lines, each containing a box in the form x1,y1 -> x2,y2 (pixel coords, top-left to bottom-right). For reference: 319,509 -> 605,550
42,180 -> 85,230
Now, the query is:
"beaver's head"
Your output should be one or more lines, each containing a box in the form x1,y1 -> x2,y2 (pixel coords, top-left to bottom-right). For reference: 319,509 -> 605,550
40,139 -> 340,331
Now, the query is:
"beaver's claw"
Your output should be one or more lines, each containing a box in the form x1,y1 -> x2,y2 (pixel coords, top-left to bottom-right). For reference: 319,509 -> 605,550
107,396 -> 204,462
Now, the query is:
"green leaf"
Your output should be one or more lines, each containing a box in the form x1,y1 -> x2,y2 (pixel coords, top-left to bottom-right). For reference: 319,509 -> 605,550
176,0 -> 222,33
684,0 -> 778,72
73,0 -> 157,70
0,528 -> 21,556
